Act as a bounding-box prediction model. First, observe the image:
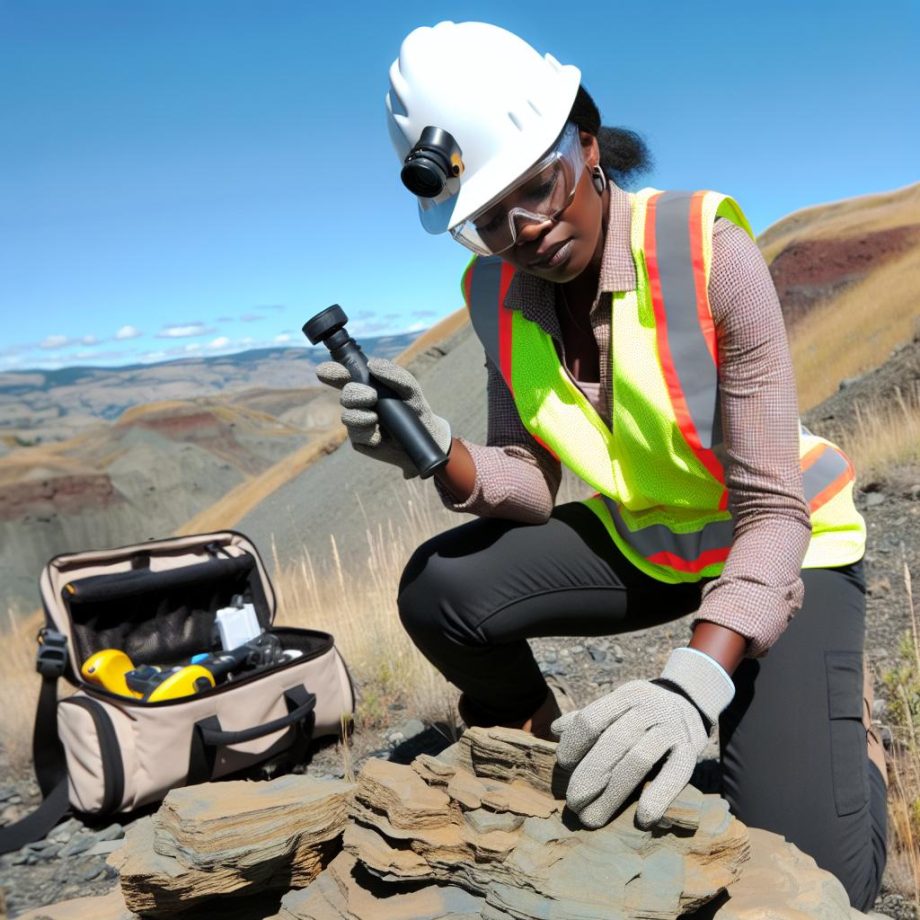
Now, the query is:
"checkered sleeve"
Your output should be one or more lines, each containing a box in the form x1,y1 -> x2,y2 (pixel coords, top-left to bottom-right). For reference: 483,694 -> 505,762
689,218 -> 813,659
433,351 -> 562,522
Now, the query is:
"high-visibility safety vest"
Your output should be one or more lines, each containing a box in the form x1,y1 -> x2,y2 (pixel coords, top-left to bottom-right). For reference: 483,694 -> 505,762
462,187 -> 866,584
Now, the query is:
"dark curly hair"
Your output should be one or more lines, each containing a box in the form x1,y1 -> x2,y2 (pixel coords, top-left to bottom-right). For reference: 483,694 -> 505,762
568,85 -> 654,188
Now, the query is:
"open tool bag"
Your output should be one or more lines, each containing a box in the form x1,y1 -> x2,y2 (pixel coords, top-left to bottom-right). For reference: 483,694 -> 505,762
0,530 -> 355,854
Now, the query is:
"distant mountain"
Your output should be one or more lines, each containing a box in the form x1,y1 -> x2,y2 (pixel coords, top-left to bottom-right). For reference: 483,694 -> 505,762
0,334 -> 420,448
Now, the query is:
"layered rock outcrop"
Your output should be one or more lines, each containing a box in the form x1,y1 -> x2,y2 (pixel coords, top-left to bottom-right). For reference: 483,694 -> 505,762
18,727 -> 872,920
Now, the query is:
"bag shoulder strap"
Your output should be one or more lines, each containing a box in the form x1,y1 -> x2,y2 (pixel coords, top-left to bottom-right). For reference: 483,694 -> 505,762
0,631 -> 73,855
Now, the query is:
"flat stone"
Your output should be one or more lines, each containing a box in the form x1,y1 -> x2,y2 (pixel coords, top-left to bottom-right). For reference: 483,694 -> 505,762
88,839 -> 126,858
342,727 -> 749,917
59,835 -> 98,858
112,774 -> 353,916
14,888 -> 135,920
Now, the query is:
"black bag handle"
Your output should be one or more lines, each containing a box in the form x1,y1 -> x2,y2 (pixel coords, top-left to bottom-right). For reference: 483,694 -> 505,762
187,687 -> 315,784
199,691 -> 315,746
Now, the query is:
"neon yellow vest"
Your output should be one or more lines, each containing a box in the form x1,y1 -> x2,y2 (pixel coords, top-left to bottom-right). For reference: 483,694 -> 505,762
463,187 -> 866,584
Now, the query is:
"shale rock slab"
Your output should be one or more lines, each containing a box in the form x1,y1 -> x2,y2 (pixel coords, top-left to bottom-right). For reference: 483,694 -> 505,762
111,773 -> 353,916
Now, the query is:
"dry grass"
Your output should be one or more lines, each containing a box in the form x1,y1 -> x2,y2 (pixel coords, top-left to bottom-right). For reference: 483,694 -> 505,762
878,553 -> 920,907
266,477 -> 461,741
791,245 -> 920,411
0,608 -> 45,774
833,382 -> 920,485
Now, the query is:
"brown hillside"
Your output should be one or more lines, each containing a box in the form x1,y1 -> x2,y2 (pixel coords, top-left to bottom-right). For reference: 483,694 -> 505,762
759,181 -> 920,260
769,222 -> 920,328
0,473 -> 122,521
760,181 -> 920,330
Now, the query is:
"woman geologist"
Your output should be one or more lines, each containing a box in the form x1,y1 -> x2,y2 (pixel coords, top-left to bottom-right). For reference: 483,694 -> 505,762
316,21 -> 887,909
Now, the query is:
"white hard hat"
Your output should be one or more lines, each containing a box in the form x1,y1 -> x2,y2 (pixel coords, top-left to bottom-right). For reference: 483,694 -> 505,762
386,21 -> 581,235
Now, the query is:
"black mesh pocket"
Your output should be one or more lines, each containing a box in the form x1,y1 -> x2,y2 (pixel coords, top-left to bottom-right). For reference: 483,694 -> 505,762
65,555 -> 259,668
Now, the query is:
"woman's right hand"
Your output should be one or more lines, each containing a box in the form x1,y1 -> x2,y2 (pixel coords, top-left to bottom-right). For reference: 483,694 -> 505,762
315,356 -> 452,479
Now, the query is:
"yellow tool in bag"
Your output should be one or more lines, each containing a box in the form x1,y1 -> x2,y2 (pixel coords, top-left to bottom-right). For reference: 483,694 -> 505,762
81,649 -> 216,702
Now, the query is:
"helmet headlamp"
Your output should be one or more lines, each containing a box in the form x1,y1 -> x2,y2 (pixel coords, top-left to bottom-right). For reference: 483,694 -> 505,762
400,126 -> 464,199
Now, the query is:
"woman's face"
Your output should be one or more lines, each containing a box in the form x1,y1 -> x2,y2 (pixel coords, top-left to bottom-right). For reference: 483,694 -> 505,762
495,131 -> 606,284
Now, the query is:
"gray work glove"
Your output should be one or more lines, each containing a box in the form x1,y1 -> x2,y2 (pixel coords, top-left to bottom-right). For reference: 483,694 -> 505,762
551,647 -> 735,830
315,356 -> 452,479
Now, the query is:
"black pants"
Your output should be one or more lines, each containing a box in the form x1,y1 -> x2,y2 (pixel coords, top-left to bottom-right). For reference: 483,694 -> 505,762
396,502 -> 888,911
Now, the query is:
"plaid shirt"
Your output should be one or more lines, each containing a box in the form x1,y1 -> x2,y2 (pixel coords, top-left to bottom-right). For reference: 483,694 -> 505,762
435,182 -> 813,659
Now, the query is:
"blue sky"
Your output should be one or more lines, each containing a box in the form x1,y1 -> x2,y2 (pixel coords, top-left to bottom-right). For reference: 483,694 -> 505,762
1,0 -> 917,373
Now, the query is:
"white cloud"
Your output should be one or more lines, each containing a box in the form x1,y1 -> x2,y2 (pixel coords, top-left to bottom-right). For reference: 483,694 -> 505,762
208,336 -> 231,349
406,321 -> 428,333
80,335 -> 98,346
115,325 -> 142,340
274,333 -> 291,344
240,336 -> 254,346
184,343 -> 202,352
40,335 -> 70,349
157,323 -> 212,339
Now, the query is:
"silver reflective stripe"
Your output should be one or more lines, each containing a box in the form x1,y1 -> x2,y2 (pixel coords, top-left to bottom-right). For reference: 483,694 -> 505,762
467,256 -> 505,370
600,495 -> 734,561
803,446 -> 849,504
654,190 -> 720,450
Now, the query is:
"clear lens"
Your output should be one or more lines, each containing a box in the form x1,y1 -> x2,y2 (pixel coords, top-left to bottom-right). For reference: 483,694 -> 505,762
450,123 -> 584,256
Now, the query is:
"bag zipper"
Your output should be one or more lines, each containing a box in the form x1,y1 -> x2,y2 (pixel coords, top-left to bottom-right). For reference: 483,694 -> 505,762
61,697 -> 125,814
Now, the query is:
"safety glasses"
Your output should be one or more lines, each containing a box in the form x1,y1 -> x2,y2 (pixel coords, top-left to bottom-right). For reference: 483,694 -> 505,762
450,123 -> 584,257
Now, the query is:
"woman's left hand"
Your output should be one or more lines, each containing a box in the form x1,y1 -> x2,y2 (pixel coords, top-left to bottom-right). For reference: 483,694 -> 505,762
551,648 -> 735,829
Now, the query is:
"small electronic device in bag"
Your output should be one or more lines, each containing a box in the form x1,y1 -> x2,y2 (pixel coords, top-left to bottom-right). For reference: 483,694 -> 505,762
0,530 -> 355,855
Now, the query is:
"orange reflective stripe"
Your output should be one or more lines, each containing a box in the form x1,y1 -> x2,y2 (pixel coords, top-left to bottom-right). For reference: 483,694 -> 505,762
689,191 -> 718,366
802,444 -> 854,512
647,546 -> 731,573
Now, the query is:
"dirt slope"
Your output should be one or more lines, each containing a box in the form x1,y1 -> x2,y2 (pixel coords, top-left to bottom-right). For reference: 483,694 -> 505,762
0,392 -> 339,614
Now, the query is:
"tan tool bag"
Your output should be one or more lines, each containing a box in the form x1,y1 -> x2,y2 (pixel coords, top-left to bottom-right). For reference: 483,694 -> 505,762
0,530 -> 355,854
